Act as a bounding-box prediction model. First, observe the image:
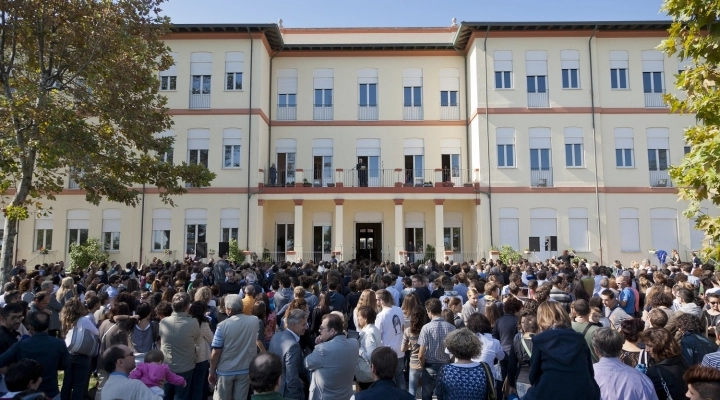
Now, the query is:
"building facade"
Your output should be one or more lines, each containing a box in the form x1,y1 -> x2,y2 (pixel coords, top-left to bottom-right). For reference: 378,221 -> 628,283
8,21 -> 713,267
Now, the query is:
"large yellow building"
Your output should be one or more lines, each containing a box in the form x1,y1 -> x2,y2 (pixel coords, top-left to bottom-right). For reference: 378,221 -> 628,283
10,21 -> 712,267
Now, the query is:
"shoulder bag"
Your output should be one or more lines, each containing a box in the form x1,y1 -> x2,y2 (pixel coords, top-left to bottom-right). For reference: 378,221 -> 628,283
68,320 -> 99,357
481,361 -> 497,400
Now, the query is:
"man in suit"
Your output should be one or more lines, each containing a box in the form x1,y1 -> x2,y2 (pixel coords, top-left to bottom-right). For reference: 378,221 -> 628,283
269,309 -> 308,400
304,313 -> 359,400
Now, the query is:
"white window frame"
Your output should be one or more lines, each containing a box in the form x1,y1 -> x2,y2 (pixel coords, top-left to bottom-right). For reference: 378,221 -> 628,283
102,209 -> 121,252
159,52 -> 177,91
494,50 -> 513,90
152,209 -> 171,252
496,128 -> 516,168
222,128 -> 242,169
225,52 -> 244,91
564,127 -> 584,168
614,128 -> 634,168
560,50 -> 580,89
610,50 -> 629,90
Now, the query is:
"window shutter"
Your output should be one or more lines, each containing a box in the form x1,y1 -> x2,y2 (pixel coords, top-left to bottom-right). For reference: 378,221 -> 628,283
609,51 -> 629,69
225,52 -> 244,73
494,51 -> 513,72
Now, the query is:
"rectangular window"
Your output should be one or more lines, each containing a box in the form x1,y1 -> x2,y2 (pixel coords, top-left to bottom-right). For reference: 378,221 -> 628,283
615,149 -> 634,167
611,68 -> 628,89
191,75 -> 211,95
643,71 -> 663,93
226,72 -> 242,90
35,229 -> 53,251
440,91 -> 458,106
186,224 -> 207,254
404,86 -> 422,106
221,228 -> 239,242
560,50 -> 580,89
530,148 -> 551,170
614,128 -> 634,168
562,69 -> 579,89
494,51 -> 513,89
314,89 -> 333,107
359,83 -> 377,106
565,143 -> 583,167
189,149 -> 209,168
497,144 -> 515,167
67,228 -> 88,252
276,223 -> 295,252
443,227 -> 461,251
684,145 -> 691,155
160,76 -> 176,91
152,230 -> 170,251
223,145 -> 240,168
225,52 -> 244,90
526,76 -> 547,93
278,93 -> 297,107
159,146 -> 173,164
648,149 -> 669,171
103,232 -> 120,251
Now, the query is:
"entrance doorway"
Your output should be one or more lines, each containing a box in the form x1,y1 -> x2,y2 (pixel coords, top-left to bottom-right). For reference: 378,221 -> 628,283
356,223 -> 382,261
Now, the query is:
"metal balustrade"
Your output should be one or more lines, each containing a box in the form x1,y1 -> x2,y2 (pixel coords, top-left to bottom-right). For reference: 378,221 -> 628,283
276,106 -> 297,121
530,168 -> 554,187
189,94 -> 211,109
527,92 -> 550,108
358,105 -> 378,120
649,170 -> 672,187
313,106 -> 334,121
644,93 -> 667,108
440,105 -> 460,120
403,106 -> 423,120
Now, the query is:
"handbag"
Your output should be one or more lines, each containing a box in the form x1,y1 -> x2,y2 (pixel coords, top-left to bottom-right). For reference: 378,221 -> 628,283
656,368 -> 674,400
480,362 -> 497,400
68,321 -> 99,357
356,353 -> 374,383
635,349 -> 648,374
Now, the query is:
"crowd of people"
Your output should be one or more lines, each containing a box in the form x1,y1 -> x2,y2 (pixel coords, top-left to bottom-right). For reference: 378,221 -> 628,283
0,250 -> 719,400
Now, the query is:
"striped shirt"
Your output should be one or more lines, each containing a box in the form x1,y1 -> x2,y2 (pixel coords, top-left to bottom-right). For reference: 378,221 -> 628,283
701,351 -> 720,369
418,317 -> 456,364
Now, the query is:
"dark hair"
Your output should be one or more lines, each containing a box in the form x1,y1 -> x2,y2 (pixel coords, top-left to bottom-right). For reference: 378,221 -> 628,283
1,302 -> 23,317
677,288 -> 694,304
32,291 -> 49,303
676,313 -> 703,334
639,327 -> 681,362
27,311 -> 50,332
144,349 -> 164,364
322,313 -> 344,333
466,312 -> 492,334
619,318 -> 644,343
155,301 -> 173,319
591,327 -> 624,358
573,299 -> 590,317
651,292 -> 674,308
249,353 -> 283,393
648,309 -> 668,328
252,301 -> 266,322
370,346 -> 397,380
102,345 -> 127,373
5,359 -> 44,392
409,305 -> 427,335
425,298 -> 442,315
600,289 -> 615,299
357,305 -> 377,325
503,297 -> 523,315
188,301 -> 208,326
683,365 -> 720,400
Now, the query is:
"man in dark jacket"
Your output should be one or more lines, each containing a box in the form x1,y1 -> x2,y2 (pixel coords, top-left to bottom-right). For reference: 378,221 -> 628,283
411,275 -> 431,305
354,347 -> 413,400
327,280 -> 346,314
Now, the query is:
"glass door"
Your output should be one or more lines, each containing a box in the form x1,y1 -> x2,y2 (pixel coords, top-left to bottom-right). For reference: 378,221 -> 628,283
277,152 -> 296,186
313,225 -> 332,262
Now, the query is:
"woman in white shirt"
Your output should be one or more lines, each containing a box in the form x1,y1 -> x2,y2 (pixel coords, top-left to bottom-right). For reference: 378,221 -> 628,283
356,305 -> 382,389
466,312 -> 505,382
60,297 -> 99,400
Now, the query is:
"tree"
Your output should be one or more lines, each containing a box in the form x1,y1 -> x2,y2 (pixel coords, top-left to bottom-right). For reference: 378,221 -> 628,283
69,238 -> 109,273
228,238 -> 245,265
662,0 -> 720,261
0,0 -> 215,285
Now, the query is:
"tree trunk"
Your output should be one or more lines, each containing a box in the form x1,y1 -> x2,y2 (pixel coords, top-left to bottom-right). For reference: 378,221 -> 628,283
1,217 -> 18,287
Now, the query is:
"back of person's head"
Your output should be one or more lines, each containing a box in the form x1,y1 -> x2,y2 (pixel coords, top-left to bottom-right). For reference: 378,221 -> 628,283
444,328 -> 482,360
677,288 -> 694,304
249,353 -> 283,393
143,349 -> 164,364
102,345 -> 127,373
619,318 -> 644,343
27,311 -> 50,333
466,312 -> 492,334
639,327 -> 681,362
370,346 -> 397,380
171,292 -> 190,313
537,301 -> 571,331
684,365 -> 720,400
323,312 -> 344,334
32,291 -> 48,303
573,299 -> 590,317
648,308 -> 669,328
519,312 -> 538,334
425,298 -> 442,315
676,313 -> 703,334
5,359 -> 43,392
591,327 -> 624,358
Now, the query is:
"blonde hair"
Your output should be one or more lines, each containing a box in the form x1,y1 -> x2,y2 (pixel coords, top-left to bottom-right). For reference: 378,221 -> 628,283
60,297 -> 87,335
357,289 -> 377,312
56,277 -> 77,301
537,301 -> 572,332
194,286 -> 212,304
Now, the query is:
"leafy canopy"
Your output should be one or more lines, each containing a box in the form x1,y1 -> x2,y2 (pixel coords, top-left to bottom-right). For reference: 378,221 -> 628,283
662,0 -> 720,261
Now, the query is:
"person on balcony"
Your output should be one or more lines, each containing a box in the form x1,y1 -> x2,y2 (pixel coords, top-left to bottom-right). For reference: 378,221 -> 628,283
269,163 -> 277,186
356,158 -> 368,187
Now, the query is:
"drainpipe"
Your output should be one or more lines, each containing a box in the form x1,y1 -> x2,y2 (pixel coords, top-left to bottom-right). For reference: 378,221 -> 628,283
588,25 -> 603,265
268,43 -> 284,184
483,26 -> 494,247
245,28 -> 255,251
139,183 -> 145,265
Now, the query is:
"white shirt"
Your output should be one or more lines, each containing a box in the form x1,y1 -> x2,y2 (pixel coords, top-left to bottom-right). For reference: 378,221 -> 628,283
376,306 -> 405,357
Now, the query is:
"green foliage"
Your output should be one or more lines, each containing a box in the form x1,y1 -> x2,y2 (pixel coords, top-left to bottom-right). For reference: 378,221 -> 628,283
499,245 -> 523,265
424,244 -> 436,262
0,0 -> 215,283
262,248 -> 272,262
228,239 -> 245,265
661,0 -> 720,261
69,238 -> 109,272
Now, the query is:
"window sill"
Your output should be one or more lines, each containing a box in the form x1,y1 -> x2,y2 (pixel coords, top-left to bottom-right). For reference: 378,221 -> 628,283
159,89 -> 178,92
495,88 -> 514,91
222,167 -> 242,170
616,166 -> 635,169
611,88 -> 631,91
562,87 -> 582,90
497,166 -> 516,169
224,89 -> 244,92
151,250 -> 170,253
565,166 -> 585,169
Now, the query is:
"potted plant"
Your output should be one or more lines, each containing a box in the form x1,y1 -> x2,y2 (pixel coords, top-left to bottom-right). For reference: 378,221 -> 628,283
423,181 -> 433,187
523,248 -> 531,255
443,181 -> 455,187
38,246 -> 49,255
326,182 -> 335,187
463,182 -> 474,187
489,245 -> 500,260
648,248 -> 656,255
303,179 -> 312,187
286,180 -> 295,187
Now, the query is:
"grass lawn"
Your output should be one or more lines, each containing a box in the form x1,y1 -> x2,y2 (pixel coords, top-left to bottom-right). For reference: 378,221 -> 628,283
57,371 -> 98,392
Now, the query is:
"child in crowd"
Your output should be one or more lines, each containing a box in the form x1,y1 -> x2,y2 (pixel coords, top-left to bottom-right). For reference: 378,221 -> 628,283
128,349 -> 186,396
0,359 -> 46,400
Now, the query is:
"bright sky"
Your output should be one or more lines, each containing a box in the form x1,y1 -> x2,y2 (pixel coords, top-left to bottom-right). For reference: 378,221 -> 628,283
162,0 -> 669,27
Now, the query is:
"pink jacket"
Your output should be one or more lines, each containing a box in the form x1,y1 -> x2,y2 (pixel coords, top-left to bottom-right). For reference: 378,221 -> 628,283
129,362 -> 186,388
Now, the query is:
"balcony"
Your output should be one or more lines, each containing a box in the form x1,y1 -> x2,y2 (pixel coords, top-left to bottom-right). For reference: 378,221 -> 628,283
530,168 -> 554,187
189,93 -> 211,109
344,168 -> 396,187
440,105 -> 460,120
69,178 -> 80,189
650,170 -> 672,187
403,106 -> 423,120
644,92 -> 667,108
311,169 -> 334,187
527,92 -> 549,108
277,106 -> 297,121
313,105 -> 333,121
358,105 -> 378,121
264,168 -> 480,189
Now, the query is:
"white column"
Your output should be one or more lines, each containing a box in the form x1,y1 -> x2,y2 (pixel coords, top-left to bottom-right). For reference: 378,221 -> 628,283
256,200 -> 265,254
475,199 -> 483,260
435,200 -> 444,262
293,199 -> 303,263
394,199 -> 404,264
334,199 -> 344,261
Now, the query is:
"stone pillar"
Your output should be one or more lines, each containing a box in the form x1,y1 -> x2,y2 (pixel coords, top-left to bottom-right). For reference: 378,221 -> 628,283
293,199 -> 303,262
435,199 -> 445,262
256,200 -> 265,255
394,199 -> 404,264
334,199 -> 344,261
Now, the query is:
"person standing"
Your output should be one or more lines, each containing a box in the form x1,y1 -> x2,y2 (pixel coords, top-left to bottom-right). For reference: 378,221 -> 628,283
304,313 -> 359,400
209,294 -> 259,400
351,347 -> 414,400
100,344 -> 161,400
61,298 -> 99,400
356,158 -> 368,187
269,163 -> 278,186
375,289 -> 406,390
249,352 -> 292,400
160,293 -> 200,400
639,327 -> 689,400
268,309 -> 308,400
213,254 -> 230,288
407,242 -> 415,263
417,298 -> 456,400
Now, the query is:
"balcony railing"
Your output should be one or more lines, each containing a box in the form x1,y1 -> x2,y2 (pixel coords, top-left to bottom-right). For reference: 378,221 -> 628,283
649,169 -> 672,187
276,106 -> 297,121
403,106 -> 423,120
527,92 -> 550,108
530,168 -> 554,187
344,169 -> 396,187
310,169 -> 334,187
358,105 -> 378,120
189,93 -> 211,109
69,179 -> 80,189
265,169 -> 296,187
440,105 -> 460,120
441,251 -> 480,264
313,106 -> 333,121
644,92 -> 667,108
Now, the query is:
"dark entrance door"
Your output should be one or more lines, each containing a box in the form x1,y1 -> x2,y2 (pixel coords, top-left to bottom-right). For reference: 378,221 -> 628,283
356,223 -> 381,262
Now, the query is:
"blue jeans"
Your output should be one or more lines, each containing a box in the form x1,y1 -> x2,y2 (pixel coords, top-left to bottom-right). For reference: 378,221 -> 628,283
164,368 -> 194,400
394,356 -> 407,391
408,367 -> 422,396
421,363 -> 442,400
190,360 -> 209,400
61,354 -> 92,400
